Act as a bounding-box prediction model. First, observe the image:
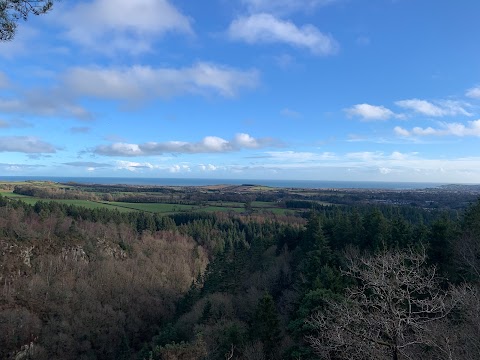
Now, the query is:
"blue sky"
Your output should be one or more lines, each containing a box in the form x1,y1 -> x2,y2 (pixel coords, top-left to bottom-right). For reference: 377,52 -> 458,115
0,0 -> 479,182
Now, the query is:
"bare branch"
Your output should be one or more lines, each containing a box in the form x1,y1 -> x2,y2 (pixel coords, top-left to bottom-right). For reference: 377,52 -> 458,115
308,249 -> 460,360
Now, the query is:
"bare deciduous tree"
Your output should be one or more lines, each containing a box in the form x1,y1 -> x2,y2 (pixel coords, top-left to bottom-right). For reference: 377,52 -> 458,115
308,249 -> 457,360
426,284 -> 480,360
453,233 -> 480,280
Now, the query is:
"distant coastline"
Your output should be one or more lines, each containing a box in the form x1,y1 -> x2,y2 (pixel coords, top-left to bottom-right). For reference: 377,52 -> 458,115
0,176 -> 449,190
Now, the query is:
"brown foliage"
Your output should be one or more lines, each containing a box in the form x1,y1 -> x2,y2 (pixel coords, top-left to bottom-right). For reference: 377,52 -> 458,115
0,206 -> 209,359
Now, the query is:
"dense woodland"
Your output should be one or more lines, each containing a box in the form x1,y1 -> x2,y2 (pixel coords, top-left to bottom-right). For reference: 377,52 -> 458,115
1,188 -> 480,359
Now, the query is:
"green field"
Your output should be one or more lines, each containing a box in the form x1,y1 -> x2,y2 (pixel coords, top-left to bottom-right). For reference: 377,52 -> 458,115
0,187 -> 303,215
201,206 -> 244,213
0,192 -> 256,214
0,192 -> 135,212
107,202 -> 199,213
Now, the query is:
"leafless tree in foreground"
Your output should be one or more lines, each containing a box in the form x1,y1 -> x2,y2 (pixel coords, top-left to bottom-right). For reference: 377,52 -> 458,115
307,249 -> 458,360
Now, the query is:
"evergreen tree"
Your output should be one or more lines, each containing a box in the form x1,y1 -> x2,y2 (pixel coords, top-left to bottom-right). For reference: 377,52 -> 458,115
252,293 -> 282,359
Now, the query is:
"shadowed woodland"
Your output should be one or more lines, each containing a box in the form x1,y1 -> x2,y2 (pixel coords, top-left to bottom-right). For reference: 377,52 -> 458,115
1,194 -> 480,360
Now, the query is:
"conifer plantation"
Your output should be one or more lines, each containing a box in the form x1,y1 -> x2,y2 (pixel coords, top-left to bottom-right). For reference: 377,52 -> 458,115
1,190 -> 479,359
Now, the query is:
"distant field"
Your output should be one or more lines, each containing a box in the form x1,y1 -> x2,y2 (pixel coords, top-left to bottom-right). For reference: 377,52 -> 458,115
107,202 -> 199,213
201,206 -> 244,213
0,190 -> 29,197
0,191 -> 135,212
260,208 -> 295,215
0,187 -> 305,215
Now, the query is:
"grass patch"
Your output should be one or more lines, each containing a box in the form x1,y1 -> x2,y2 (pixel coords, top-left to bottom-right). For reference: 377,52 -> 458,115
200,206 -> 244,213
108,202 -> 197,213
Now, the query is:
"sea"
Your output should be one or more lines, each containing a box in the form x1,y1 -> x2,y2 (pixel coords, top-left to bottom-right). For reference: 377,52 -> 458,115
0,176 -> 447,190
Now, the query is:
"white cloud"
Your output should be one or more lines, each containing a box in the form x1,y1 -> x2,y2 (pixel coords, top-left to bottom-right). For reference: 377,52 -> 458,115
57,0 -> 193,54
379,167 -> 392,174
394,120 -> 480,137
345,103 -> 397,121
466,86 -> 480,99
241,0 -> 336,15
0,136 -> 57,153
199,164 -> 218,171
0,163 -> 45,172
233,133 -> 263,148
228,13 -> 338,56
63,161 -> 112,168
169,164 -> 191,173
94,133 -> 278,157
98,143 -> 143,157
115,160 -> 157,172
264,151 -> 336,161
63,63 -> 259,100
393,126 -> 411,137
0,62 -> 257,121
0,92 -> 93,121
395,99 -> 472,117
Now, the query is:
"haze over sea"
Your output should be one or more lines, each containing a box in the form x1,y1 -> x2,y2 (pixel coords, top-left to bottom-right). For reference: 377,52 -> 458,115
0,176 -> 446,190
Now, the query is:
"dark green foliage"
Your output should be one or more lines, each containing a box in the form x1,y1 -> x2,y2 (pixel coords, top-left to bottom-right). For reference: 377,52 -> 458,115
287,288 -> 342,360
252,293 -> 282,359
1,188 -> 479,360
462,199 -> 480,236
428,216 -> 457,277
362,209 -> 389,251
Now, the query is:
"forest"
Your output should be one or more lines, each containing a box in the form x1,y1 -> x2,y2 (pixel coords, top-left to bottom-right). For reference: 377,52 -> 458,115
1,183 -> 480,360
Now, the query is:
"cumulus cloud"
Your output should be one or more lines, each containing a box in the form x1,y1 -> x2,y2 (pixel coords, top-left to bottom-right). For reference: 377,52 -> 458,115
0,92 -> 93,121
345,103 -> 398,121
394,119 -> 480,137
57,0 -> 193,54
115,160 -> 157,171
0,62 -> 255,121
169,164 -> 191,173
395,99 -> 472,117
199,164 -> 218,171
96,143 -> 143,157
94,133 -> 278,157
241,0 -> 336,15
0,136 -> 57,153
393,126 -> 411,137
466,86 -> 480,99
63,63 -> 259,100
227,13 -> 338,56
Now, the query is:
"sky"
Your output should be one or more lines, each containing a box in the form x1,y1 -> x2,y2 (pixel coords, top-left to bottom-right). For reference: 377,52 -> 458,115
0,0 -> 479,183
